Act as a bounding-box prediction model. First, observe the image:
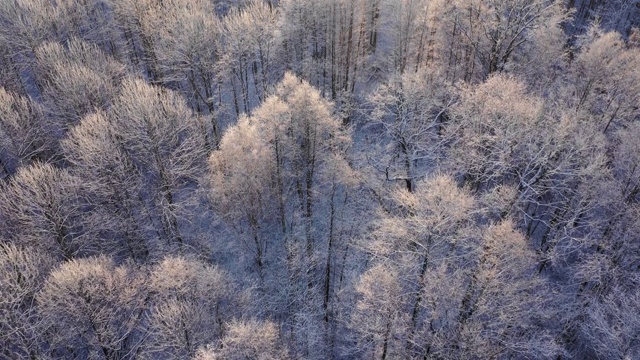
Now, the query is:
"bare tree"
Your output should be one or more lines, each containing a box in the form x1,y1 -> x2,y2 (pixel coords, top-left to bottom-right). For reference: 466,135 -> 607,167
110,78 -> 209,251
62,112 -> 150,260
35,38 -> 125,132
367,67 -> 454,192
430,0 -> 567,82
37,255 -> 147,359
0,87 -> 53,179
209,115 -> 279,279
351,262 -> 406,359
454,220 -> 561,359
144,256 -> 234,359
0,163 -> 87,259
141,0 -> 224,146
565,26 -> 640,134
221,0 -> 280,113
0,0 -> 57,95
447,74 -> 609,272
195,320 -> 288,360
353,174 -> 476,358
0,243 -> 55,360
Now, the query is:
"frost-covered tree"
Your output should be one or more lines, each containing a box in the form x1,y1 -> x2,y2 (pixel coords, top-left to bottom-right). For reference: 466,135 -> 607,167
0,87 -> 53,179
144,256 -> 234,359
352,174 -> 476,358
195,320 -> 287,360
35,38 -> 125,132
209,115 -> 279,278
142,0 -> 224,145
0,163 -> 87,259
211,72 -> 352,268
454,220 -> 560,359
108,0 -> 162,81
429,0 -> 567,82
367,67 -> 453,192
209,72 -> 354,357
221,0 -> 280,114
37,256 -> 147,359
0,0 -> 57,94
0,244 -> 55,360
62,112 -> 150,260
110,78 -> 209,251
565,26 -> 640,134
448,74 -> 608,270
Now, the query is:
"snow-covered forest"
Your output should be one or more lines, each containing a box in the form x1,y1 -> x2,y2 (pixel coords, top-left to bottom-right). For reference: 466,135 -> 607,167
1,0 -> 640,358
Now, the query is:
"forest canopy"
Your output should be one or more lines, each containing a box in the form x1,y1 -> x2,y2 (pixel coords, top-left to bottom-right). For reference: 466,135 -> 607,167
1,0 -> 640,359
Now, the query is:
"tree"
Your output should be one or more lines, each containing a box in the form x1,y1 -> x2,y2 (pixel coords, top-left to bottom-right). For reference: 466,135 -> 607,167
62,112 -> 150,260
613,122 -> 640,203
565,26 -> 640,134
141,0 -> 224,146
432,0 -> 567,82
576,286 -> 640,359
508,2 -> 569,92
144,256 -> 234,359
567,0 -> 640,35
351,263 -> 406,359
50,0 -> 123,57
447,74 -> 609,272
110,78 -> 209,251
454,220 -> 560,359
279,0 -> 377,102
0,0 -> 57,95
367,67 -> 454,192
211,72 -> 352,269
108,0 -> 162,82
0,243 -> 55,359
0,87 -> 53,179
447,74 -> 546,189
209,72 -> 354,357
259,72 -> 352,257
0,163 -> 87,259
353,174 -> 562,358
377,0 -> 431,74
209,115 -> 279,279
221,0 -> 280,114
195,320 -> 288,360
37,255 -> 147,359
353,174 -> 476,358
35,38 -> 125,132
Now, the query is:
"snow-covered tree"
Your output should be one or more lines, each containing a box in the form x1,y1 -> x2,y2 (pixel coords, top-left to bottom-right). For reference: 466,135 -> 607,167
0,244 -> 55,359
0,163 -> 86,259
0,87 -> 53,179
144,256 -> 234,359
37,256 -> 147,359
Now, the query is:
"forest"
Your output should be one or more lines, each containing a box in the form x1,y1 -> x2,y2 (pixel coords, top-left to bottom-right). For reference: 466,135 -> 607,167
0,0 -> 639,359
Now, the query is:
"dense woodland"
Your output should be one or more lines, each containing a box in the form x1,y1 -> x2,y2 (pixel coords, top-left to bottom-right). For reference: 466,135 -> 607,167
1,0 -> 640,359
